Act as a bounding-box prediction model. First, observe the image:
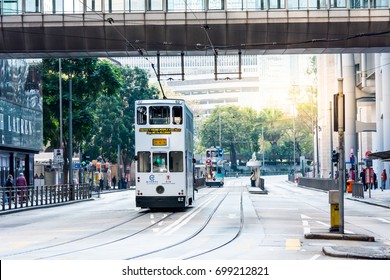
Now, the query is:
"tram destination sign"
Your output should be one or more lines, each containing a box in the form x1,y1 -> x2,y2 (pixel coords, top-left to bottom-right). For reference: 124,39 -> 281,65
139,128 -> 181,134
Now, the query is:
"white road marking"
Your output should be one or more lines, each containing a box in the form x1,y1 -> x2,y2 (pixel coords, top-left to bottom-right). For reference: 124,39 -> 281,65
376,217 -> 390,223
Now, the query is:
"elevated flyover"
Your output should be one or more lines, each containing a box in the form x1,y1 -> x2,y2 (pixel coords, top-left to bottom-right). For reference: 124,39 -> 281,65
1,9 -> 390,58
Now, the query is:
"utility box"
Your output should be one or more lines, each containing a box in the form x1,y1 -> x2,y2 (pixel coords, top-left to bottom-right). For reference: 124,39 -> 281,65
329,190 -> 340,204
329,190 -> 340,232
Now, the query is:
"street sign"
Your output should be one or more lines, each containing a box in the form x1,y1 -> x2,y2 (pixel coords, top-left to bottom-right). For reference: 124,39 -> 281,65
53,149 -> 64,164
74,163 -> 81,169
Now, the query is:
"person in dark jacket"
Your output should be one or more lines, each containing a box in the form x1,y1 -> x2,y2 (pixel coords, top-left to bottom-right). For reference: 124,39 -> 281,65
5,174 -> 14,201
112,176 -> 117,189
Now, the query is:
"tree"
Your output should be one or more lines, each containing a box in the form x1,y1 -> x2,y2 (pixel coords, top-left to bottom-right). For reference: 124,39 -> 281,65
259,108 -> 290,163
42,58 -> 122,183
199,106 -> 259,169
87,66 -> 159,172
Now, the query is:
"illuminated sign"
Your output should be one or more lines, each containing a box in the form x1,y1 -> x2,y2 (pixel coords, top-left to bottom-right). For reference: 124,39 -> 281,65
152,138 -> 167,146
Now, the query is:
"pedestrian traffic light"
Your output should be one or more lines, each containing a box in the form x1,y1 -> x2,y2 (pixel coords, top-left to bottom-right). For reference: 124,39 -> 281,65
332,150 -> 339,163
81,153 -> 87,167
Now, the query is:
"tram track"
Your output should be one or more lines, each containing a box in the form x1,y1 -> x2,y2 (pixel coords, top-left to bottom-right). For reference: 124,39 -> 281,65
183,191 -> 244,259
36,188 -> 220,259
0,187 -> 223,260
3,188 -> 217,259
0,210 -> 150,259
126,188 -> 244,260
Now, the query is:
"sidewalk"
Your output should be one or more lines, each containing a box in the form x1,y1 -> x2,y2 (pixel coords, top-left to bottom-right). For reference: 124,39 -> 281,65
307,188 -> 390,259
345,187 -> 390,208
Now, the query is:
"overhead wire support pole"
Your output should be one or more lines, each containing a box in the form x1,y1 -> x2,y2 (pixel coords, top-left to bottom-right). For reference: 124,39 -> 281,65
337,76 -> 345,234
181,52 -> 185,81
330,101 -> 334,179
238,51 -> 242,80
214,51 -> 218,80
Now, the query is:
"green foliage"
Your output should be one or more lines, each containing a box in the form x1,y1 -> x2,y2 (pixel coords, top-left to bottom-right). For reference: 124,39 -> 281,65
199,106 -> 260,169
89,66 -> 159,166
41,59 -> 158,182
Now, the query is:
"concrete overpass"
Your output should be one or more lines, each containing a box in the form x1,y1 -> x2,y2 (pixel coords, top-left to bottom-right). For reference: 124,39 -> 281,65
1,8 -> 390,58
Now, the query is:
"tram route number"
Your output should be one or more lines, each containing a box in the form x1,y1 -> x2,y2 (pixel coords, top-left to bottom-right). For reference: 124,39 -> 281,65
214,266 -> 269,276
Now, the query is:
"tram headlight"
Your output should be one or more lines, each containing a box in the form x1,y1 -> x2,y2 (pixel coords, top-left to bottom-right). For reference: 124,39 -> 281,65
156,185 -> 165,194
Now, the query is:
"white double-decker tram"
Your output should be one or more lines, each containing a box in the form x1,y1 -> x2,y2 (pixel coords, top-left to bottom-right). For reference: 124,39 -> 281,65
134,99 -> 195,209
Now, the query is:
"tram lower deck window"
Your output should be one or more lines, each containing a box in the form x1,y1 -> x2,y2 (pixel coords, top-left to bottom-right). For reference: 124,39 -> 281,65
137,151 -> 151,172
153,152 -> 167,173
169,151 -> 183,172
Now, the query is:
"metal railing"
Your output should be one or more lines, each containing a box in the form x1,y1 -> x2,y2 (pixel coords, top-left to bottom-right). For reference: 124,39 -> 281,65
0,183 -> 93,212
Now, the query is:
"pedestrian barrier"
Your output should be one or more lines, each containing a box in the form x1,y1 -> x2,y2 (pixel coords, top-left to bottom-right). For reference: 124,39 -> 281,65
352,182 -> 364,198
0,183 -> 93,212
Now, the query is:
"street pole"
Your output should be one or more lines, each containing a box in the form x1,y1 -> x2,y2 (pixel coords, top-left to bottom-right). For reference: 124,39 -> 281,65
219,114 -> 221,147
337,77 -> 345,234
293,107 -> 296,180
330,101 -> 334,179
262,127 -> 265,169
69,77 -> 74,200
316,117 -> 320,177
118,144 -> 121,189
58,58 -> 63,184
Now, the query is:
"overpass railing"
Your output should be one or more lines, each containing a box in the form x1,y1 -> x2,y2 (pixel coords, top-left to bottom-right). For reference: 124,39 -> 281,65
0,183 -> 93,212
0,0 -> 388,15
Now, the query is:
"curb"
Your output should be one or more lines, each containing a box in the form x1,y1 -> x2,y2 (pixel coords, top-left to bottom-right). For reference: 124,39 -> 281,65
247,185 -> 268,194
322,246 -> 390,260
305,232 -> 375,242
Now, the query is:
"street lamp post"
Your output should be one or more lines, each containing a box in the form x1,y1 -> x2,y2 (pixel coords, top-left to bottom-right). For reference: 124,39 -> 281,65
293,109 -> 296,180
219,114 -> 221,147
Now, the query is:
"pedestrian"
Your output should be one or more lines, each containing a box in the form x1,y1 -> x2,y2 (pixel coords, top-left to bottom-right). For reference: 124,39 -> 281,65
15,173 -> 28,202
5,174 -> 13,202
99,178 -> 104,191
360,169 -> 367,191
374,172 -> 378,189
112,176 -> 117,189
250,171 -> 256,187
381,169 -> 387,191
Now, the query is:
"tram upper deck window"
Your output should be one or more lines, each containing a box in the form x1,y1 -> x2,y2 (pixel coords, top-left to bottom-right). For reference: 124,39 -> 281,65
169,151 -> 183,172
137,106 -> 147,125
172,106 -> 183,125
137,151 -> 151,172
150,106 -> 170,125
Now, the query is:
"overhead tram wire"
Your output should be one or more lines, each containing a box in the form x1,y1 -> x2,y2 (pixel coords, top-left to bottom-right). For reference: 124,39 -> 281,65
76,0 -> 167,99
181,0 -> 218,56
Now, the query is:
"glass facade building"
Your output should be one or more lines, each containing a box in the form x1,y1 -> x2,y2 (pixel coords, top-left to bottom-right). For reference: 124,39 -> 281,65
0,59 -> 43,185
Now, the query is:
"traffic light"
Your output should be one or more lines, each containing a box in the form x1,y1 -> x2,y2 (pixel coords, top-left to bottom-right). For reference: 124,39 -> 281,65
332,150 -> 339,164
81,153 -> 89,167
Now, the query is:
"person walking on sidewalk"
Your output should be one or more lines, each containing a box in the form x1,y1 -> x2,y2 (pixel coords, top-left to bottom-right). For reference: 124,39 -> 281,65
16,173 -> 28,202
381,169 -> 387,191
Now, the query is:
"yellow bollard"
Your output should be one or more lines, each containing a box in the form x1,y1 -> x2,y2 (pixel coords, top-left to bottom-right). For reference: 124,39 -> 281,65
329,190 -> 340,232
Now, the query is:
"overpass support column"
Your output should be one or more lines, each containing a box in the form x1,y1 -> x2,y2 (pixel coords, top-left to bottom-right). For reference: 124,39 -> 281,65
381,54 -> 390,187
374,54 -> 383,175
342,54 -> 357,173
